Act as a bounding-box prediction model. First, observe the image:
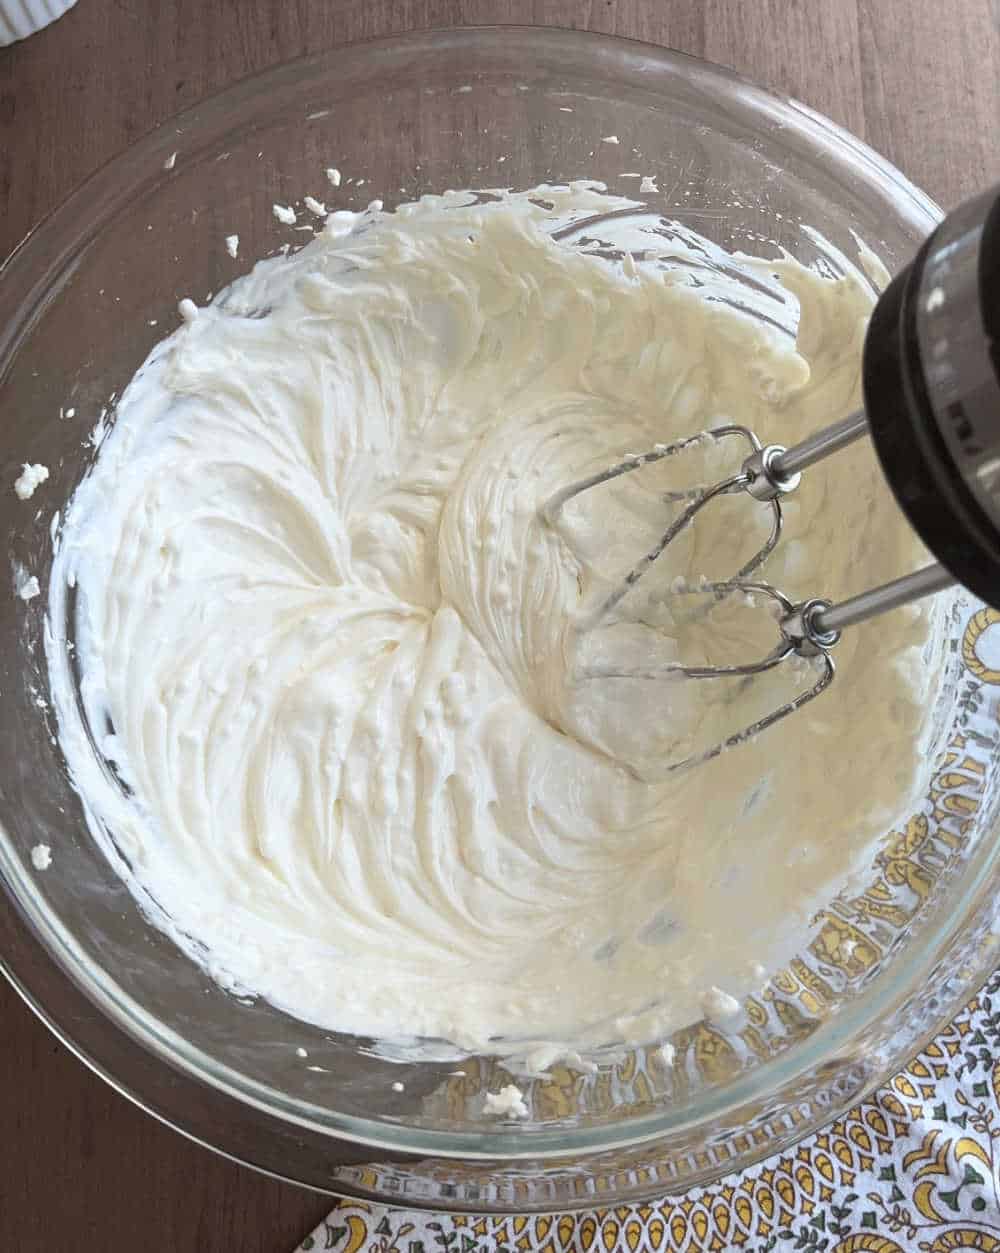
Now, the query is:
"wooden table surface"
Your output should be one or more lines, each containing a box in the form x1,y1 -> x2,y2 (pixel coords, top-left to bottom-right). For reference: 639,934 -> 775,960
2,2 -> 998,1249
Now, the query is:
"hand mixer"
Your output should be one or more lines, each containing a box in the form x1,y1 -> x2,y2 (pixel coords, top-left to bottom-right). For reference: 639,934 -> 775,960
543,185 -> 1000,770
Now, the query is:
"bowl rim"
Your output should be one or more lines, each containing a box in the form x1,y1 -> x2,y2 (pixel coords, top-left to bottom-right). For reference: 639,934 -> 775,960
5,22 -> 988,1205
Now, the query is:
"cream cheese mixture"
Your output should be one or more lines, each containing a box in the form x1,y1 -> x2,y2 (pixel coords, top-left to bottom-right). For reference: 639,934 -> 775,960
48,183 -> 943,1058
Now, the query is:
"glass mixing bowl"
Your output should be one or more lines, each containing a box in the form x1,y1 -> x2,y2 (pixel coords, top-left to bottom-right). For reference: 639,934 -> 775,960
3,25 -> 1000,1212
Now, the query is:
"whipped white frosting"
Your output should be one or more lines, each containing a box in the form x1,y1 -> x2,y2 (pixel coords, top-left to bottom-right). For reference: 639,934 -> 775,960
48,184 -> 942,1056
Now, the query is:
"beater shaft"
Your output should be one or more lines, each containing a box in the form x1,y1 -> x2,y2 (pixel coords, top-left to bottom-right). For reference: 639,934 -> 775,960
742,412 -> 958,638
771,408 -> 869,479
812,563 -> 955,636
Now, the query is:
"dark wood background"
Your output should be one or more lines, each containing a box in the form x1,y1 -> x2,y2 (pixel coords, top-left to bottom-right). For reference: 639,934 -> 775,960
2,2 -> 998,1249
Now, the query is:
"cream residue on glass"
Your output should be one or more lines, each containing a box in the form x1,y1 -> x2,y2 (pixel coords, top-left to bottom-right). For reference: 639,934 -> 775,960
47,183 -> 943,1059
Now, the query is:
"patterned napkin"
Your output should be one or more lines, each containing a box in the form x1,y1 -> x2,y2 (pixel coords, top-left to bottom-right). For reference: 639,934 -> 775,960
296,966 -> 1000,1253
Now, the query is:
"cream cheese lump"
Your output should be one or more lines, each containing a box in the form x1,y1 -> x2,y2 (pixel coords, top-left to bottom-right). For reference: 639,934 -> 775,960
48,184 -> 942,1055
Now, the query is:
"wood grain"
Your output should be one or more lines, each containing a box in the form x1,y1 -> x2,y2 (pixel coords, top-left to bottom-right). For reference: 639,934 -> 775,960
1,2 -> 998,1249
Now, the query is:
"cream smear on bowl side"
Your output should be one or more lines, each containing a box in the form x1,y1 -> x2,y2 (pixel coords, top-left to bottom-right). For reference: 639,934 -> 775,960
46,182 -> 944,1062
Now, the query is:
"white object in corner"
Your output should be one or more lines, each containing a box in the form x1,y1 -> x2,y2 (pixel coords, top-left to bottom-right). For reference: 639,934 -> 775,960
0,0 -> 78,46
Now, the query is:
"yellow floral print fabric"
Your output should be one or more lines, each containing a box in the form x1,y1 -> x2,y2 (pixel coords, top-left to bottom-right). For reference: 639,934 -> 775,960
297,972 -> 1000,1250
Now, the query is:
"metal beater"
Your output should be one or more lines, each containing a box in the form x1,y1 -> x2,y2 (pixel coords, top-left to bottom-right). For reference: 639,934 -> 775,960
543,185 -> 1000,769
